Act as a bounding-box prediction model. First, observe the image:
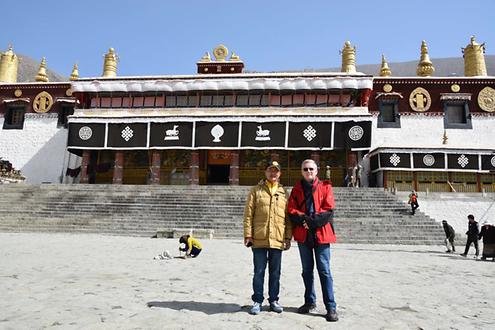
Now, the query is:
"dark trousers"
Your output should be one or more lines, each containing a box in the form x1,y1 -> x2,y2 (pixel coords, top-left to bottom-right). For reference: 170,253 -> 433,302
252,248 -> 282,303
463,235 -> 479,256
410,201 -> 419,215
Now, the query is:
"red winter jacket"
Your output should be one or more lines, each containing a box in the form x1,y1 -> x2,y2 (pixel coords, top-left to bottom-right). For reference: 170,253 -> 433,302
288,178 -> 336,244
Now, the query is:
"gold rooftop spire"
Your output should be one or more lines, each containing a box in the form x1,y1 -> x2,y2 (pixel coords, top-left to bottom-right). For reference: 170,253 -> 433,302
462,36 -> 487,77
0,45 -> 19,83
35,57 -> 49,82
379,54 -> 392,77
341,41 -> 356,73
70,63 -> 79,80
198,52 -> 212,62
102,48 -> 118,77
416,40 -> 435,77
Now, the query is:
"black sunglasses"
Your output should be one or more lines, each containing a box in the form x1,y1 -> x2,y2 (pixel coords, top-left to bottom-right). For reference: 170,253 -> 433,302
303,168 -> 315,172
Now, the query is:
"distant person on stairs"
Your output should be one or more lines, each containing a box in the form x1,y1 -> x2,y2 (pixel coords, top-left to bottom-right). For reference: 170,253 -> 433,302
441,220 -> 456,253
243,161 -> 292,315
408,191 -> 419,215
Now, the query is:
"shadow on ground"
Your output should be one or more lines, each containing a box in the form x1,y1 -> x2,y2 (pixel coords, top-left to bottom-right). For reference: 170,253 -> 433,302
147,300 -> 244,315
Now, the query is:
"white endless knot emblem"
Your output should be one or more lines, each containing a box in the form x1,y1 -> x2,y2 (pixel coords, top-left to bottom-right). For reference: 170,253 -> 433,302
303,125 -> 317,142
348,125 -> 364,141
423,154 -> 435,167
390,153 -> 401,166
121,126 -> 134,142
78,126 -> 92,140
457,154 -> 469,168
491,156 -> 495,168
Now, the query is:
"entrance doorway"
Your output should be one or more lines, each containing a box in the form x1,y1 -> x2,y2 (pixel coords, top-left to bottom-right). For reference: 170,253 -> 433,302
207,165 -> 230,184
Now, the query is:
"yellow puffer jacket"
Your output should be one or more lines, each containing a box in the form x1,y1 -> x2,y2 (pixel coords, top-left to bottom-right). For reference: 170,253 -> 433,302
243,181 -> 292,250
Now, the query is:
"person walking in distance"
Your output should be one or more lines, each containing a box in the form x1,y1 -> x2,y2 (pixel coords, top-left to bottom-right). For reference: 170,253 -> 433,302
460,214 -> 479,258
288,159 -> 339,322
408,190 -> 419,215
441,220 -> 456,253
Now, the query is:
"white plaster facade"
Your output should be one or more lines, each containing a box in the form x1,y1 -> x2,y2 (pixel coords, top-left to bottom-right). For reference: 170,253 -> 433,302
0,113 -> 76,184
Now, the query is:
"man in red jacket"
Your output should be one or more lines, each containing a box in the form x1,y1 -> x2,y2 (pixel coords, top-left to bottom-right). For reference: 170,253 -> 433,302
288,159 -> 338,322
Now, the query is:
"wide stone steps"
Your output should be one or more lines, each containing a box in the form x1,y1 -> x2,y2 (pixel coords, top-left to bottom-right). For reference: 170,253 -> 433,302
0,184 -> 445,244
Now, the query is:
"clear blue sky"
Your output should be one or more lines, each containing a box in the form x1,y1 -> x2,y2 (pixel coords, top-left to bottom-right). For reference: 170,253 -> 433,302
2,0 -> 493,77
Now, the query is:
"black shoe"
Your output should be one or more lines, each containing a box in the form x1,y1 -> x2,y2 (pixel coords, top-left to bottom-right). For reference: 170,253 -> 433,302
326,309 -> 339,322
460,253 -> 467,257
297,303 -> 317,314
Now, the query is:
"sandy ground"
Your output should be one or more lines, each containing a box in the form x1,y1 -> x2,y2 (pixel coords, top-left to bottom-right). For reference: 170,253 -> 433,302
0,233 -> 493,330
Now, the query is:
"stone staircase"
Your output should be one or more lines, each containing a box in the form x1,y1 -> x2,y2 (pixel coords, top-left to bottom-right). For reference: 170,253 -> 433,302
0,184 -> 445,244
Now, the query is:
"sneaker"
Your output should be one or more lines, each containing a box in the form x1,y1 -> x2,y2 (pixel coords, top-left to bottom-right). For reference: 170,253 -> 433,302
459,253 -> 467,257
445,250 -> 452,253
326,309 -> 339,322
249,302 -> 261,315
269,301 -> 283,313
297,303 -> 317,314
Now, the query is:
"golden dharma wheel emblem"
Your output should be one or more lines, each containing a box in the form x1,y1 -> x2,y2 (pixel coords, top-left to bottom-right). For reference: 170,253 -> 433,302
383,84 -> 393,92
213,44 -> 228,61
33,91 -> 54,113
14,89 -> 22,97
478,86 -> 495,112
409,87 -> 431,112
451,84 -> 460,92
66,88 -> 73,96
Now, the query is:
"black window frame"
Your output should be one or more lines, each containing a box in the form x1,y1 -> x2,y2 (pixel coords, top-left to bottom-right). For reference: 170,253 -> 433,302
57,104 -> 75,128
443,101 -> 472,129
377,99 -> 401,128
3,104 -> 26,130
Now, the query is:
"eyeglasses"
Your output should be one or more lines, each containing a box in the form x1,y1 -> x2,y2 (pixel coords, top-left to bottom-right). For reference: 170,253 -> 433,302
303,168 -> 315,172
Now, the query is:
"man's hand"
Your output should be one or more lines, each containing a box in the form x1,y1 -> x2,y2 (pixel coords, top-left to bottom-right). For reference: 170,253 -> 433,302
284,239 -> 291,250
245,237 -> 253,247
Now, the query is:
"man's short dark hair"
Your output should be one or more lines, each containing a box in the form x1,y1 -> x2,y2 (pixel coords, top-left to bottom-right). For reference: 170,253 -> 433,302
468,214 -> 475,220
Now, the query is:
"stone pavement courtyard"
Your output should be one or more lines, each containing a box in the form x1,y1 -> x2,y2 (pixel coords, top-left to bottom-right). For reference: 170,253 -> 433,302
0,233 -> 493,329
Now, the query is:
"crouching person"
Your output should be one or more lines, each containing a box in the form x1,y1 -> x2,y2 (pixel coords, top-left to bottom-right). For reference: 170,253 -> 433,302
244,161 -> 292,315
179,235 -> 202,258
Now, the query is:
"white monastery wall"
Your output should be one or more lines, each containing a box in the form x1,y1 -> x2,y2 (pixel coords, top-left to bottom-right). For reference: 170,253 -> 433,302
0,114 -> 68,183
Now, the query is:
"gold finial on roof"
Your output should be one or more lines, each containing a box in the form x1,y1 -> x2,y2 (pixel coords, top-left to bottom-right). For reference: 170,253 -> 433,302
229,51 -> 241,61
102,47 -> 118,77
35,57 -> 49,82
70,63 -> 79,80
0,44 -> 19,83
416,40 -> 435,77
379,54 -> 392,77
213,44 -> 228,61
198,52 -> 212,62
341,41 -> 356,73
462,35 -> 487,77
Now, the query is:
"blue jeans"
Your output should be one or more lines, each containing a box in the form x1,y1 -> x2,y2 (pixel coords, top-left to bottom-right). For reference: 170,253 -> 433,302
297,243 -> 337,311
252,248 -> 282,303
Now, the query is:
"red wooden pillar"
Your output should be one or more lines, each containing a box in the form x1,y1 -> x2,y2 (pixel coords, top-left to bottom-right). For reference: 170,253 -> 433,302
310,152 -> 320,166
150,150 -> 161,185
80,150 -> 90,184
476,173 -> 482,192
112,151 -> 124,184
190,151 -> 199,185
383,170 -> 388,189
413,172 -> 418,191
229,150 -> 239,185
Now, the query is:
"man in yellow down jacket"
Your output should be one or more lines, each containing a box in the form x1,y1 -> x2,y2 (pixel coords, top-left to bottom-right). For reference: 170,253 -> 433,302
244,161 -> 292,315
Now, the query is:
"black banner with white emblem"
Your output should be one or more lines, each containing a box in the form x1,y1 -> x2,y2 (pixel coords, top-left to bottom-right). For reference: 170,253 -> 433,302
107,123 -> 148,148
195,122 -> 239,148
413,153 -> 445,169
287,122 -> 332,148
447,154 -> 479,170
150,122 -> 193,148
334,121 -> 372,150
481,155 -> 495,171
379,152 -> 411,168
68,123 -> 105,148
241,122 -> 286,148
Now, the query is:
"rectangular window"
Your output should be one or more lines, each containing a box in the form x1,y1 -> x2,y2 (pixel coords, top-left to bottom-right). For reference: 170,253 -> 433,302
144,96 -> 156,107
187,95 -> 197,107
443,102 -> 472,129
155,95 -> 165,107
248,94 -> 262,106
212,95 -> 224,107
57,105 -> 74,128
122,97 -> 131,108
236,94 -> 249,106
176,95 -> 188,107
90,97 -> 100,108
100,97 -> 111,108
166,95 -> 176,107
328,94 -> 340,106
293,94 -> 304,106
3,106 -> 25,129
133,96 -> 144,107
281,94 -> 292,106
305,94 -> 316,106
200,95 -> 212,106
260,94 -> 269,106
224,94 -> 234,106
315,94 -> 328,106
377,100 -> 400,128
269,94 -> 281,106
111,97 -> 122,108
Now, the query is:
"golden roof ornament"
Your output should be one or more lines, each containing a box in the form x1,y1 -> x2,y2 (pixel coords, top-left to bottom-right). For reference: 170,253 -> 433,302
341,41 -> 356,73
0,44 -> 19,83
462,36 -> 487,77
70,63 -> 79,80
35,57 -> 49,82
102,48 -> 118,77
198,52 -> 212,63
379,54 -> 392,77
416,40 -> 435,77
213,44 -> 228,61
229,51 -> 241,61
